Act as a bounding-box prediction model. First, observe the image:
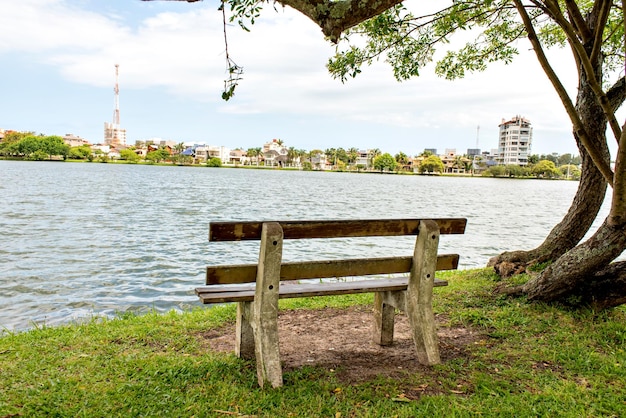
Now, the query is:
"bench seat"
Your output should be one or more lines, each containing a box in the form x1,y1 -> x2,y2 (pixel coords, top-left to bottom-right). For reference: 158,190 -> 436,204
196,276 -> 448,303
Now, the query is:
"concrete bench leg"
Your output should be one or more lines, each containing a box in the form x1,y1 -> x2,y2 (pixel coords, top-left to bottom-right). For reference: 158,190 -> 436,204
406,219 -> 441,365
235,301 -> 254,359
250,222 -> 283,388
373,290 -> 405,346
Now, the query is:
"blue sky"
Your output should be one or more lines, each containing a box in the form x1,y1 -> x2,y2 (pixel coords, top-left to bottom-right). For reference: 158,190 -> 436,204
1,0 -> 592,156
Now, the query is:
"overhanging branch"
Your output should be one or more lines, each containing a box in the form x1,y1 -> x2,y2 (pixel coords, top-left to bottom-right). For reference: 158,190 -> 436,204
515,0 -> 614,186
142,0 -> 403,42
278,0 -> 403,42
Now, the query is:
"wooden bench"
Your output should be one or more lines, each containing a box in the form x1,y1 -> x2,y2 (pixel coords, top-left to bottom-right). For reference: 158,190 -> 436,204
195,218 -> 466,388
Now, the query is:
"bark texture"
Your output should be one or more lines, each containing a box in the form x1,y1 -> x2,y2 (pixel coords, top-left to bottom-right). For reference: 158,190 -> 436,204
522,220 -> 626,309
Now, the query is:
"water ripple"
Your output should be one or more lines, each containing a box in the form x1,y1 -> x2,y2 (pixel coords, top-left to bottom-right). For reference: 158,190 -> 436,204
0,161 -> 611,332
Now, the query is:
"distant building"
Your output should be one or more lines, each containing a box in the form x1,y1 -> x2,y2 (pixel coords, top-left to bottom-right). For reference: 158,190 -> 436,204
354,150 -> 369,167
195,145 -> 231,164
498,115 -> 532,165
466,148 -> 481,157
104,122 -> 126,147
63,133 -> 90,148
424,148 -> 437,155
262,139 -> 288,167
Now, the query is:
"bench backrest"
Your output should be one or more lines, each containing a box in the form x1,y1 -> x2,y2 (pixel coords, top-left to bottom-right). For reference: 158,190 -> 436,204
209,218 -> 466,241
206,218 -> 466,285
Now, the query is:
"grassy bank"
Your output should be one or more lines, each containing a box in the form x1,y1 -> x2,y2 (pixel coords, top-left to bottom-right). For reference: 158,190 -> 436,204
1,269 -> 625,417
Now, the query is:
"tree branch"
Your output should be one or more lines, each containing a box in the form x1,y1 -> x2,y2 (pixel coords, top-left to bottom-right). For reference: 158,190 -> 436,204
277,0 -> 403,42
540,0 -> 622,145
143,0 -> 403,42
590,0 -> 612,64
564,0 -> 592,42
515,0 -> 614,186
607,76 -> 626,112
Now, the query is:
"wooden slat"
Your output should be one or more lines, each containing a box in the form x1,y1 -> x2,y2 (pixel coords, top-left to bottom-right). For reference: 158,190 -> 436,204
196,277 -> 449,304
206,254 -> 459,285
209,218 -> 466,241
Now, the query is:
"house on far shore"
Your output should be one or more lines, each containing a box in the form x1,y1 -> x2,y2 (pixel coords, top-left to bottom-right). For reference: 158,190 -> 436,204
63,134 -> 90,148
355,150 -> 369,168
262,139 -> 288,167
229,149 -> 249,165
194,145 -> 231,164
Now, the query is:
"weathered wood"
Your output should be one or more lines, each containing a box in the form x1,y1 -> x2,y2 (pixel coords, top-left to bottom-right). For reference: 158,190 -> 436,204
235,301 -> 254,359
372,290 -> 407,346
405,219 -> 441,365
196,276 -> 448,304
373,291 -> 395,346
209,218 -> 466,241
206,254 -> 459,285
250,222 -> 284,388
198,218 -> 465,387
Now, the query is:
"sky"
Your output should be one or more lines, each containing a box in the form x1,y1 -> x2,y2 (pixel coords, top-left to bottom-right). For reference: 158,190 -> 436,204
0,0 -> 599,157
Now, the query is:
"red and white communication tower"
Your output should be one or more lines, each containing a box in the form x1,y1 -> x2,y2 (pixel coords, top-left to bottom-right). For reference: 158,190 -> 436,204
104,64 -> 126,146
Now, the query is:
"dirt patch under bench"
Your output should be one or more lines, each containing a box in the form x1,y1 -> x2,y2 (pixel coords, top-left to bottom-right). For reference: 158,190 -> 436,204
200,305 -> 484,384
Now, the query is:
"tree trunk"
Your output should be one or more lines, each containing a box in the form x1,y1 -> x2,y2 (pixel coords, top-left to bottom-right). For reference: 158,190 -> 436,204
521,219 -> 626,309
488,68 -> 610,277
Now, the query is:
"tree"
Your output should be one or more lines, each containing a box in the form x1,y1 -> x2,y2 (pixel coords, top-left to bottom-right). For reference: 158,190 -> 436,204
462,158 -> 474,175
247,147 -> 262,166
347,147 -> 359,166
68,145 -> 92,160
373,152 -> 397,172
419,155 -> 444,174
484,165 -> 506,177
207,157 -> 222,167
528,154 -> 540,165
325,148 -> 338,168
174,142 -> 185,154
505,164 -> 530,178
10,135 -> 69,160
156,0 -> 626,309
0,131 -> 30,156
531,160 -> 561,179
368,148 -> 381,169
120,149 -> 141,163
336,147 -> 349,165
394,151 -> 409,170
320,0 -> 625,308
287,146 -> 298,167
559,164 -> 581,180
145,149 -> 169,163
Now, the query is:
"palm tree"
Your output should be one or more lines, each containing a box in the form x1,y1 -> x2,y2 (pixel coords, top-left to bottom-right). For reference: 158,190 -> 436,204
347,147 -> 359,166
453,155 -> 465,173
325,148 -> 337,169
368,148 -> 381,169
247,147 -> 261,166
395,151 -> 409,170
287,147 -> 298,167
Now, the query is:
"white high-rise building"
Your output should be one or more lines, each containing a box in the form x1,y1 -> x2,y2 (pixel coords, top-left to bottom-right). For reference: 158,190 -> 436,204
498,115 -> 532,165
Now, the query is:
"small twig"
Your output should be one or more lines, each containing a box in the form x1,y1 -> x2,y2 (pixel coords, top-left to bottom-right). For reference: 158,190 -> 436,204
221,0 -> 244,100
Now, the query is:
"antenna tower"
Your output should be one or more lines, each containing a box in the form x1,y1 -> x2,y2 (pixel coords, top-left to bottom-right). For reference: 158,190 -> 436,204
113,64 -> 120,127
476,125 -> 480,148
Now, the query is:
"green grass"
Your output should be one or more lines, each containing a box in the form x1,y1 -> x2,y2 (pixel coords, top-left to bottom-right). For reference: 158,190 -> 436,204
2,269 -> 626,417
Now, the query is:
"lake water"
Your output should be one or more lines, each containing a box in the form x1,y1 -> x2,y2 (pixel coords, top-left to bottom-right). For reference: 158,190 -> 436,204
0,160 -> 610,332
